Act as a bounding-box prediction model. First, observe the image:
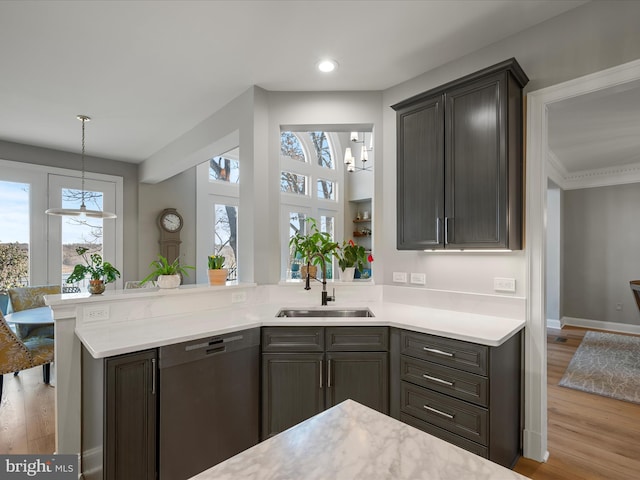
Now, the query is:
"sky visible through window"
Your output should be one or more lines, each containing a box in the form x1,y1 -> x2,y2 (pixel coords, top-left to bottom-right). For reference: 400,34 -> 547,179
0,180 -> 29,243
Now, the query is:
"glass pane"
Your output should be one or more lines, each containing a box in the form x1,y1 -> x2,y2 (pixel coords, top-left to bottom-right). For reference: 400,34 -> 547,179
288,212 -> 307,279
209,156 -> 239,183
0,180 -> 30,288
320,215 -> 334,280
61,188 -> 104,289
309,132 -> 333,169
214,204 -> 238,281
281,171 -> 308,194
280,132 -> 306,162
317,179 -> 335,200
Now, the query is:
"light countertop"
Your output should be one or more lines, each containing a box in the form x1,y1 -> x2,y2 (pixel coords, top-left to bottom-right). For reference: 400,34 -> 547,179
190,399 -> 529,480
75,301 -> 525,358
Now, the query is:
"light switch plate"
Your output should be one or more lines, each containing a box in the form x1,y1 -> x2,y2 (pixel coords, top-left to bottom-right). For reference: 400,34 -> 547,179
231,291 -> 247,303
494,277 -> 516,293
392,272 -> 407,283
410,273 -> 426,285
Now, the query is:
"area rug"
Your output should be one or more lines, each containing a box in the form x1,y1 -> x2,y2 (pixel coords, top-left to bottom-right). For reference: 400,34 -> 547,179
559,331 -> 640,404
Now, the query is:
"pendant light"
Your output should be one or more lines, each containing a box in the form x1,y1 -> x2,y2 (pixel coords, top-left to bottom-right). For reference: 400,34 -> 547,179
344,132 -> 373,173
45,115 -> 117,219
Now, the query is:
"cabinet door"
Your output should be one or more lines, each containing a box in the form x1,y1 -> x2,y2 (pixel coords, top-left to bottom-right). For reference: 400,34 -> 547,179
326,352 -> 389,414
396,94 -> 445,250
261,353 -> 324,439
445,73 -> 508,248
105,349 -> 157,480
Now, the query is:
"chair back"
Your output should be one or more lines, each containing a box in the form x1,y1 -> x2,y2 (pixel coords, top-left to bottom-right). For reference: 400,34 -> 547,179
7,285 -> 61,312
0,292 -> 9,315
124,281 -> 156,289
0,310 -> 33,376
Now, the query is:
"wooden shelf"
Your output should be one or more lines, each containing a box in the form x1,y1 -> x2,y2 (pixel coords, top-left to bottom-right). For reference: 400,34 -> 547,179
353,219 -> 371,223
353,232 -> 372,238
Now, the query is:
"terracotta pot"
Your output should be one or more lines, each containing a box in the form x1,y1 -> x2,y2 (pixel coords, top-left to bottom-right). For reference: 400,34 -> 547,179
157,274 -> 181,289
88,279 -> 105,294
301,265 -> 317,279
208,269 -> 228,286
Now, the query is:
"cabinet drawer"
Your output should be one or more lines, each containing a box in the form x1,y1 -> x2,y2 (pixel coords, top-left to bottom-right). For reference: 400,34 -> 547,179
399,413 -> 488,458
326,327 -> 389,351
262,327 -> 324,352
400,381 -> 488,446
400,330 -> 487,375
400,355 -> 488,407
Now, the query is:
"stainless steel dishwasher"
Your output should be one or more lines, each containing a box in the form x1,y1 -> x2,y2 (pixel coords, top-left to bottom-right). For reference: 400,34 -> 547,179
158,328 -> 260,480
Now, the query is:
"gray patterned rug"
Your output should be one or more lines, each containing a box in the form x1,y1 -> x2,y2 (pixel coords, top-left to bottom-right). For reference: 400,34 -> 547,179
559,331 -> 640,404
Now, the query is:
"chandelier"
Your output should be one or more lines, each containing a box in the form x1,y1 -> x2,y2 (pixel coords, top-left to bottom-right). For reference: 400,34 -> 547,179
344,131 -> 373,172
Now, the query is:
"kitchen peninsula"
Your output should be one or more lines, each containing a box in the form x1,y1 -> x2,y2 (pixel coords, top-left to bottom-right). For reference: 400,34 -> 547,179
45,282 -> 525,478
191,399 -> 529,480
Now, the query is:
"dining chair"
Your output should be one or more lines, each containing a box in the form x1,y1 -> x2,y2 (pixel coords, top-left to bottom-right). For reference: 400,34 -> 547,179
0,310 -> 54,403
7,285 -> 60,341
124,280 -> 156,289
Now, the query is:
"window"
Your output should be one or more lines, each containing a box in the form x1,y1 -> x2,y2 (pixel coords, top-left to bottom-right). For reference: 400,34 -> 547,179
0,180 -> 30,288
209,156 -> 239,183
280,131 -> 342,280
196,146 -> 240,284
214,203 -> 238,281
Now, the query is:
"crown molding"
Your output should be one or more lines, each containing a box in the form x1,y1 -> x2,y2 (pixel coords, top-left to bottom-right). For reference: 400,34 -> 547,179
547,149 -> 640,190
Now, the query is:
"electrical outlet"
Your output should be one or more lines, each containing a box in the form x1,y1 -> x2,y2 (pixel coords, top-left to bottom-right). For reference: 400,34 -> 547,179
393,272 -> 407,283
232,291 -> 247,303
616,303 -> 623,311
410,273 -> 426,285
84,305 -> 109,322
494,277 -> 516,293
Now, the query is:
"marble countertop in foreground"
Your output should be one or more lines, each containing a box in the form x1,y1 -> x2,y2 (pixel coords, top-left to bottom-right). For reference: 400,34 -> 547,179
190,400 -> 529,480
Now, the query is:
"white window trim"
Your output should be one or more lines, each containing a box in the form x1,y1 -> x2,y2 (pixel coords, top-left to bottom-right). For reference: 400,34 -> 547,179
0,158 -> 123,288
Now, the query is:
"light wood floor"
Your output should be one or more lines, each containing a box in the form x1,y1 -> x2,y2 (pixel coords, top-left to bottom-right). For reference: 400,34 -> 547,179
514,326 -> 640,479
0,366 -> 55,454
3,327 -> 640,479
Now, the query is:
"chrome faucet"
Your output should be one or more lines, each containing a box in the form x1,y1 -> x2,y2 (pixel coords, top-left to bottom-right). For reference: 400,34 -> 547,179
304,254 -> 335,306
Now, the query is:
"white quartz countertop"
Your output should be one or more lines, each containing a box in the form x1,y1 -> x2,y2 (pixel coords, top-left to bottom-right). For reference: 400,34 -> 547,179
75,301 -> 525,358
190,399 -> 529,480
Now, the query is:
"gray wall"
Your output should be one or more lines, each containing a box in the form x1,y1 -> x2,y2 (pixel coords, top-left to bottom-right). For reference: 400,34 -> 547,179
563,183 -> 640,325
0,139 -> 140,281
547,181 -> 561,323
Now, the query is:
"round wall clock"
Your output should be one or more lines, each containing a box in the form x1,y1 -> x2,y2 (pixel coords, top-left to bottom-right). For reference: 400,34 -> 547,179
159,209 -> 183,233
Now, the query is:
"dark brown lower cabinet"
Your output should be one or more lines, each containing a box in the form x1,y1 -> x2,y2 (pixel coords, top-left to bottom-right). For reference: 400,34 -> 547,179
390,328 -> 522,468
261,326 -> 389,439
82,347 -> 157,480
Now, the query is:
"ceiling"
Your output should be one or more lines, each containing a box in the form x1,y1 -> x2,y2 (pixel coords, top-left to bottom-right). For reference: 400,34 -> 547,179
0,0 -> 586,163
548,78 -> 640,175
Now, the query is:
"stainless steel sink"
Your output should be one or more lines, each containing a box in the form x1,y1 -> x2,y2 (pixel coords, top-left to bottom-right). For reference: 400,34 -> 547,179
276,308 -> 374,318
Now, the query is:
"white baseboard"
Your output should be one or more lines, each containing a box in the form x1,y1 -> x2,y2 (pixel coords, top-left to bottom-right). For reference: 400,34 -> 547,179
561,316 -> 640,335
523,428 -> 549,462
546,318 -> 562,329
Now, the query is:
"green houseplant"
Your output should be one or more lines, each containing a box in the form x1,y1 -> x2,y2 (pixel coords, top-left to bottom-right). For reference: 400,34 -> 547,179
207,254 -> 228,286
66,246 -> 121,294
336,240 -> 374,282
289,217 -> 338,279
141,254 -> 194,289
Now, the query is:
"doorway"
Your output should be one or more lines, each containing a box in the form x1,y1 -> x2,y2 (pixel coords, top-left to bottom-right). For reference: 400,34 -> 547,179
525,57 -> 640,462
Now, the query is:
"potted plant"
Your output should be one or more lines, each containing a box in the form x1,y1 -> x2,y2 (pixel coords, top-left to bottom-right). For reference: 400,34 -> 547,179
207,254 -> 228,286
66,246 -> 121,294
289,217 -> 338,279
336,240 -> 374,282
140,254 -> 194,289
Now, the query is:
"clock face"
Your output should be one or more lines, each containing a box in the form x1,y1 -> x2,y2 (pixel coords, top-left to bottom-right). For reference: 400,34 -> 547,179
162,213 -> 182,232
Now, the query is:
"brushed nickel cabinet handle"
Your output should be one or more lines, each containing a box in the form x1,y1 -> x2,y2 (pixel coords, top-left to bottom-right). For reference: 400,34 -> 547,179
423,347 -> 454,357
319,360 -> 323,389
424,405 -> 454,419
327,359 -> 332,388
436,217 -> 441,244
444,217 -> 450,245
423,374 -> 453,386
151,358 -> 157,395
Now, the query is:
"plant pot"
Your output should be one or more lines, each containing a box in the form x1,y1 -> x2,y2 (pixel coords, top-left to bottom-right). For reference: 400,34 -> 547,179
340,267 -> 356,282
301,265 -> 317,279
157,274 -> 181,289
208,269 -> 228,286
88,279 -> 106,294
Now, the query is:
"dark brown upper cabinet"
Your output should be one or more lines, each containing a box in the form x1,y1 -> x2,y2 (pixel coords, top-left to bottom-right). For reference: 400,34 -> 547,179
392,58 -> 528,250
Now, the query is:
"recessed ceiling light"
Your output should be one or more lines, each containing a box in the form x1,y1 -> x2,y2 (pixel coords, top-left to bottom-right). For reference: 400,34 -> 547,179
317,59 -> 338,73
